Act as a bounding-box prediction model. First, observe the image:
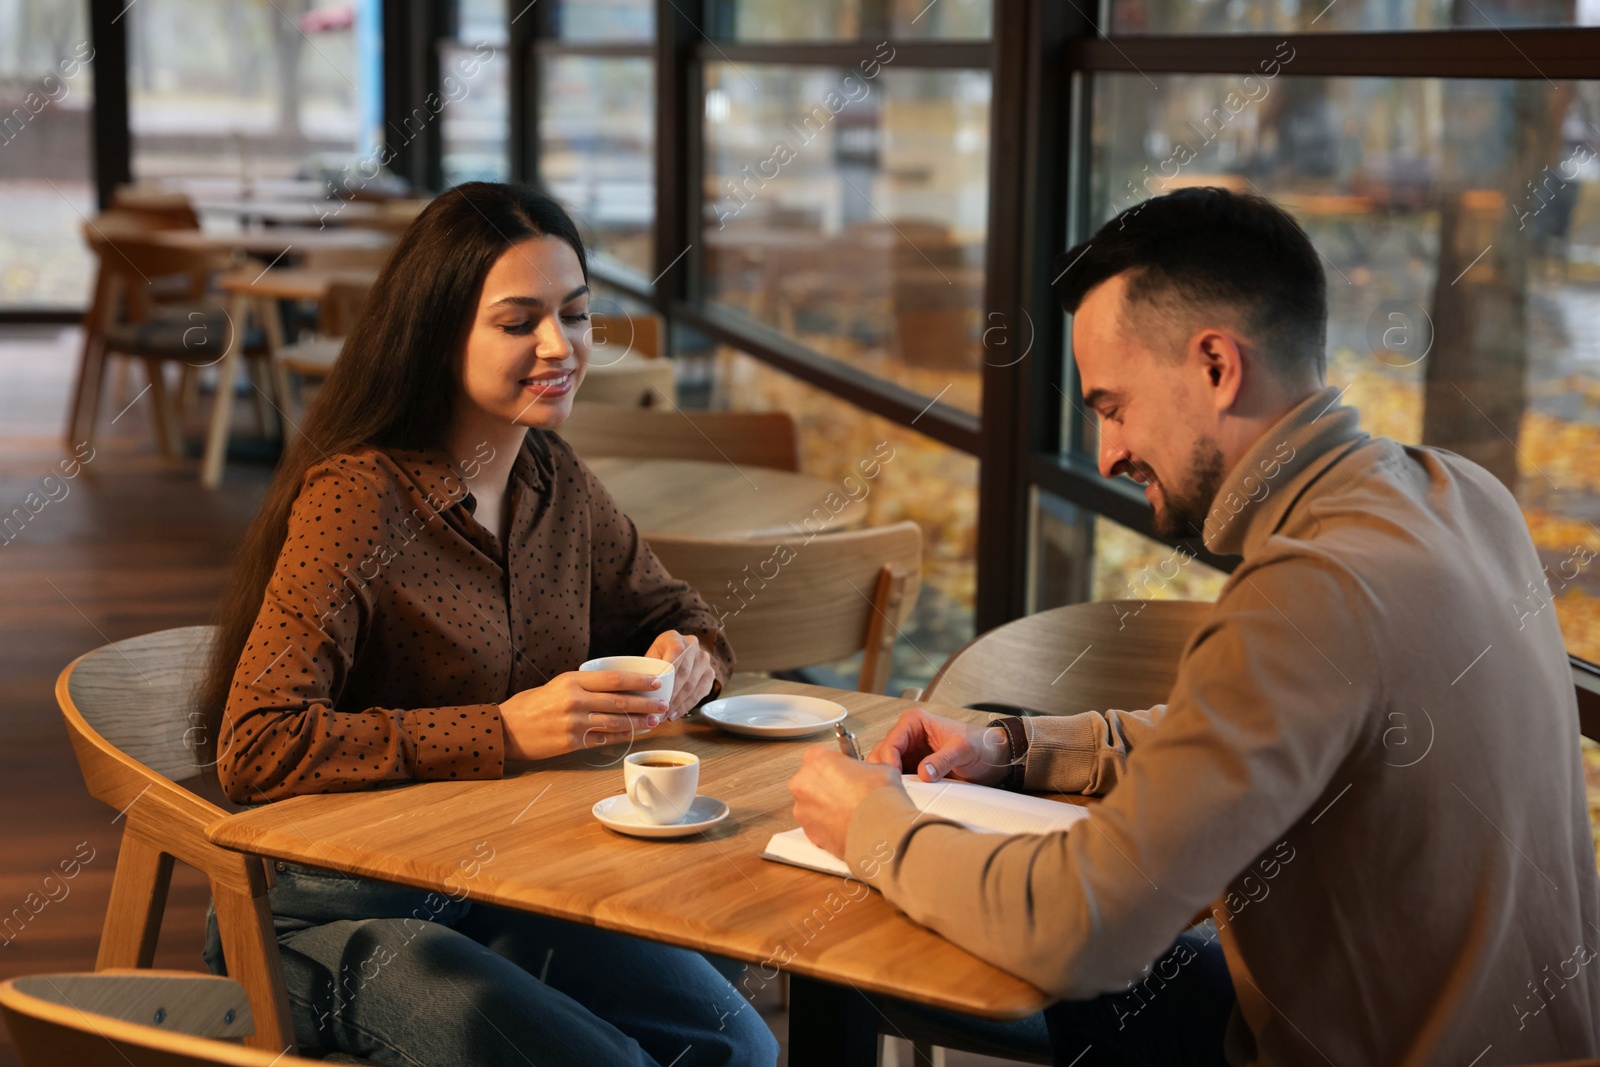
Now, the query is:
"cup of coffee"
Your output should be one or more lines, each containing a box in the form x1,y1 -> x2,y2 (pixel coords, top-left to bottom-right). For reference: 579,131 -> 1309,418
623,750 -> 699,825
579,655 -> 676,709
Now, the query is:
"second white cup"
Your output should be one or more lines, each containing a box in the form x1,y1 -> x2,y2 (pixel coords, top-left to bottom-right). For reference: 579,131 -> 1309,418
623,750 -> 699,825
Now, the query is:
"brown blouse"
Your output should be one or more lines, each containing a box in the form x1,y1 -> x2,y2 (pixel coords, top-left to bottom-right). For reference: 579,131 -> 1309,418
218,430 -> 732,805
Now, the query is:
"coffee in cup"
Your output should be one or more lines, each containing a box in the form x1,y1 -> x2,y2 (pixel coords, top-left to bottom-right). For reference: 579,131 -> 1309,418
623,750 -> 698,825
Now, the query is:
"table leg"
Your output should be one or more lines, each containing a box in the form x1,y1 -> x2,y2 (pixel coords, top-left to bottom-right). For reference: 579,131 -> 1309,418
787,974 -> 879,1067
200,293 -> 247,489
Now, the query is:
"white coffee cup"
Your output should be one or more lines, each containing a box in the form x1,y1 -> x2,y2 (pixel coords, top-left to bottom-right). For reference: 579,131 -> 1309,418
623,750 -> 699,825
579,655 -> 676,709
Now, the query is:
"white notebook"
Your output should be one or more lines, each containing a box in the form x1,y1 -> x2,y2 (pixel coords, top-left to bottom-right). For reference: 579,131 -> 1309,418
761,775 -> 1089,878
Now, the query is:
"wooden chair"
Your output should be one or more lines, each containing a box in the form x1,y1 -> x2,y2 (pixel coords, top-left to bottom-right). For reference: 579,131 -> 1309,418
271,278 -> 374,434
78,230 -> 275,457
0,971 -> 322,1067
916,599 -> 1214,712
576,356 -> 677,407
68,211 -> 204,444
110,186 -> 202,229
558,403 -> 800,471
56,627 -> 295,1054
591,310 -> 665,359
647,522 -> 922,694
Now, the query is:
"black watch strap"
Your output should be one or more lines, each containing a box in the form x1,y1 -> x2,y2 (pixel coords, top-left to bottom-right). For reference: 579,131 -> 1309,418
988,715 -> 1028,790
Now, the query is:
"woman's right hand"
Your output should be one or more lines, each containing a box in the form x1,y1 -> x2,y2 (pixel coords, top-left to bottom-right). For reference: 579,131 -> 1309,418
500,671 -> 670,761
868,708 -> 1011,785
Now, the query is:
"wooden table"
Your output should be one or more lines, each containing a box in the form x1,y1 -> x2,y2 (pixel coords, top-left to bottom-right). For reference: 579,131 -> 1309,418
206,679 -> 1066,1065
149,226 -> 394,259
191,197 -> 384,228
587,457 -> 869,539
200,268 -> 378,488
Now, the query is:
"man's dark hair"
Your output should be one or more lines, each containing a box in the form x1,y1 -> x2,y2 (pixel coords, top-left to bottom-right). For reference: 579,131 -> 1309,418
1054,187 -> 1327,380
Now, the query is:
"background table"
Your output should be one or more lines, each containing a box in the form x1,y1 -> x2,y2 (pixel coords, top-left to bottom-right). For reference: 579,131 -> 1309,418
206,679 -> 1071,1064
149,227 -> 394,259
587,457 -> 869,539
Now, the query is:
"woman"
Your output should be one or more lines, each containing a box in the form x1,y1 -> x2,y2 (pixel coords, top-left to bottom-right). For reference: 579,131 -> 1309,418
197,183 -> 777,1067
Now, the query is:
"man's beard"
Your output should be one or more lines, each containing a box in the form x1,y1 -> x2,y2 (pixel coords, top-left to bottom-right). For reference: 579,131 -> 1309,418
1149,437 -> 1226,540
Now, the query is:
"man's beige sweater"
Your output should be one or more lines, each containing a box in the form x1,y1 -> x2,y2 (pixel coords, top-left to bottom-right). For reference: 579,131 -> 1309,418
845,387 -> 1600,1064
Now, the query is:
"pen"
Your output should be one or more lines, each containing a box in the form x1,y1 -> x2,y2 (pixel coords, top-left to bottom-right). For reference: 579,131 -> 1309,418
835,723 -> 862,760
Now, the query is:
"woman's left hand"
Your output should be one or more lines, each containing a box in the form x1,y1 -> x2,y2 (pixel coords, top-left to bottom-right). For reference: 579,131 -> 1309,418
644,630 -> 717,719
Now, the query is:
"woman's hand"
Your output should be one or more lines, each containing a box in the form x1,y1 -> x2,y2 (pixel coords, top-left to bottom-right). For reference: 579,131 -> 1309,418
499,670 -> 669,761
644,630 -> 717,719
868,708 -> 1011,786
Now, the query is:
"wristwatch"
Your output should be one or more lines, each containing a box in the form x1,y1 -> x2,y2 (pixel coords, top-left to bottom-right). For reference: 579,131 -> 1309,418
987,715 -> 1028,790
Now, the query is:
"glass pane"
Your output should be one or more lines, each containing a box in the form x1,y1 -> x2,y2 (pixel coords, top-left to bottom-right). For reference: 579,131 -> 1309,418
715,348 -> 978,693
1113,0 -> 1589,34
556,0 -> 654,40
0,1 -> 95,310
128,0 -> 380,182
458,0 -> 510,44
709,0 -> 992,39
703,64 -> 991,415
441,36 -> 510,185
1032,495 -> 1228,610
540,56 -> 654,275
1086,72 -> 1600,663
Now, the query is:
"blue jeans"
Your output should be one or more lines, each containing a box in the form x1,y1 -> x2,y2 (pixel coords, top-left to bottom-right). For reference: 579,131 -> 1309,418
203,862 -> 778,1067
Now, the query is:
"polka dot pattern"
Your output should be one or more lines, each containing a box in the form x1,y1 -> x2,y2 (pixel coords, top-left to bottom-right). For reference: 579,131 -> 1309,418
219,430 -> 733,805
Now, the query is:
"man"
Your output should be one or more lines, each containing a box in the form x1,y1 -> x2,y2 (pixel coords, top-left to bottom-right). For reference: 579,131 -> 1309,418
790,187 -> 1600,1065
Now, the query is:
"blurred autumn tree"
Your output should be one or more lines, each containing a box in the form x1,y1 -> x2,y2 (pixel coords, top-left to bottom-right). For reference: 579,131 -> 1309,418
1423,0 -> 1574,493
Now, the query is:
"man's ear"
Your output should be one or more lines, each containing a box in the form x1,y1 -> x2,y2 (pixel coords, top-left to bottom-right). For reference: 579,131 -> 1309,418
1193,329 -> 1244,413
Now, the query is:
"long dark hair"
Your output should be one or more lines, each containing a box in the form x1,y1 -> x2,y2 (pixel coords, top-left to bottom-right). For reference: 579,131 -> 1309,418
196,183 -> 587,770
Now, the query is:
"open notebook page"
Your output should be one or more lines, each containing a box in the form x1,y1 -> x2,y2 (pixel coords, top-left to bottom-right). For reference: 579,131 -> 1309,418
762,775 -> 1089,877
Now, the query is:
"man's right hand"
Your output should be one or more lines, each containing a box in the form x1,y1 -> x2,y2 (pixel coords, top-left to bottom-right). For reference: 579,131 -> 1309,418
500,670 -> 669,761
867,709 -> 1013,786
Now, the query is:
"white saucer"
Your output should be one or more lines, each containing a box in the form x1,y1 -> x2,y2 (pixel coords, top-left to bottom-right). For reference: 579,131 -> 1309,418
592,794 -> 731,838
698,694 -> 848,738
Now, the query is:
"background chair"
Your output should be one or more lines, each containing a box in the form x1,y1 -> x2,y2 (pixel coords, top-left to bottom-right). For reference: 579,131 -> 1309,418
0,971 -> 323,1067
558,403 -> 800,471
646,521 -> 921,694
77,230 -> 274,458
271,278 -> 374,434
591,310 -> 664,359
56,626 -> 295,1054
576,356 -> 677,407
916,599 -> 1214,713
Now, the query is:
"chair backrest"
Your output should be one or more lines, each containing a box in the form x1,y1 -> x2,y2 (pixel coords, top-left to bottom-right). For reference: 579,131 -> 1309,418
591,311 -> 665,359
62,626 -> 218,789
647,522 -> 923,693
317,278 -> 374,337
575,356 -> 677,407
109,186 -> 202,230
85,230 -> 232,327
558,403 -> 800,471
921,599 -> 1214,714
0,971 -> 321,1067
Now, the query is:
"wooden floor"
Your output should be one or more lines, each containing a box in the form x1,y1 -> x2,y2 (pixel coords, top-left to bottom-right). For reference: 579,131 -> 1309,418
0,327 -> 1018,1067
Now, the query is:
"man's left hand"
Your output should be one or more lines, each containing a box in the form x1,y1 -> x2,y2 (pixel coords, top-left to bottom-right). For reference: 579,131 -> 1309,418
789,748 -> 904,858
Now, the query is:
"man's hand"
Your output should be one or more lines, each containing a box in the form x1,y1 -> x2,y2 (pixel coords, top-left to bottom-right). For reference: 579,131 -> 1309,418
644,630 -> 716,719
869,708 -> 1012,786
789,748 -> 904,858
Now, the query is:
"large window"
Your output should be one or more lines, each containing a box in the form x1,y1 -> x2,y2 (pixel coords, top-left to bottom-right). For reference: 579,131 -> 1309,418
520,1 -> 1600,682
442,0 -> 511,186
127,0 -> 379,183
0,0 -> 94,311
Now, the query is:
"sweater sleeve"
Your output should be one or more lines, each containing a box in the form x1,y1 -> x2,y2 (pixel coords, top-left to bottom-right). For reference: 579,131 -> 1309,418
1020,705 -> 1167,795
578,459 -> 735,687
218,460 -> 504,805
843,556 -> 1379,999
